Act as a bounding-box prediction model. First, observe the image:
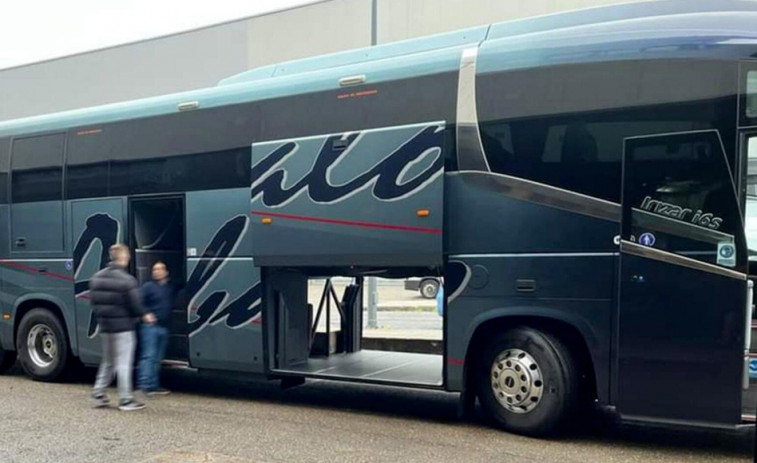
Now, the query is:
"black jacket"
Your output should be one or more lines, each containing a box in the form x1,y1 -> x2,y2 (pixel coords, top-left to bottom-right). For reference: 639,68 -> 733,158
89,264 -> 145,333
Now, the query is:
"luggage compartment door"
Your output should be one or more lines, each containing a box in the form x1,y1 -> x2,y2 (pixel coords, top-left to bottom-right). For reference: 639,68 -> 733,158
251,121 -> 446,268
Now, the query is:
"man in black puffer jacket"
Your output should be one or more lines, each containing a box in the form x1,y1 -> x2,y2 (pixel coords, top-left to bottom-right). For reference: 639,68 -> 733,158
89,244 -> 155,411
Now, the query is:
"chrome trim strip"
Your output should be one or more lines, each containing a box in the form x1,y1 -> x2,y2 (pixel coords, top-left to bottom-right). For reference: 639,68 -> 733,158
451,170 -> 622,222
456,47 -> 490,172
447,260 -> 471,303
450,252 -> 617,258
632,209 -> 734,245
744,280 -> 754,390
620,240 -> 746,280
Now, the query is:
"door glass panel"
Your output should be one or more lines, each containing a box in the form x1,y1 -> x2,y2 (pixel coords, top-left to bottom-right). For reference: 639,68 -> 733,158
623,131 -> 745,269
747,70 -> 757,118
745,136 -> 757,260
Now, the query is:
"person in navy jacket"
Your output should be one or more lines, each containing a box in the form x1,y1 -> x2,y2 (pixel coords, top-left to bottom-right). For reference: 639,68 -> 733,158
137,261 -> 174,395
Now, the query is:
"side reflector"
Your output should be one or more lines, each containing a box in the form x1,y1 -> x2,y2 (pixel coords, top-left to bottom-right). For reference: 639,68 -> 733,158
417,209 -> 430,217
261,217 -> 273,225
2,314 -> 10,320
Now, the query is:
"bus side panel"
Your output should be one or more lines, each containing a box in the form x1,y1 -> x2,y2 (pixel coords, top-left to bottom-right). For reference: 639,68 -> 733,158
185,188 -> 263,373
2,259 -> 75,350
444,174 -> 617,404
0,203 -> 11,351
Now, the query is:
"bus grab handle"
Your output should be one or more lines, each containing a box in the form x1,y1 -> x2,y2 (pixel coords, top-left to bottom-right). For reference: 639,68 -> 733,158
744,280 -> 754,390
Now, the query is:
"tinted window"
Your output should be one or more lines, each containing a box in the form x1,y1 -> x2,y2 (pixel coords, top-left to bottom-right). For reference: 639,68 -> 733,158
478,60 -> 739,202
110,148 -> 250,196
11,133 -> 65,203
66,129 -> 109,199
65,110 -> 254,199
748,71 -> 757,119
624,131 -> 745,269
0,139 -> 8,204
479,117 -> 708,203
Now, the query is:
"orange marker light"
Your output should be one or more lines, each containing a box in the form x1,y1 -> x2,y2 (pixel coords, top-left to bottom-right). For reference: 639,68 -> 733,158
2,314 -> 10,320
417,209 -> 430,217
261,217 -> 273,225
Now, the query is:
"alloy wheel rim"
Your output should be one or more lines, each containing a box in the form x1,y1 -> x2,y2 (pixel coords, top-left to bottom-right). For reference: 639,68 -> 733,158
27,324 -> 57,368
490,348 -> 544,414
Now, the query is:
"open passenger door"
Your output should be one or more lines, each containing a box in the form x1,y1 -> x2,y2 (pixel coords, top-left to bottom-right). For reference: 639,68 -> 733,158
616,130 -> 749,424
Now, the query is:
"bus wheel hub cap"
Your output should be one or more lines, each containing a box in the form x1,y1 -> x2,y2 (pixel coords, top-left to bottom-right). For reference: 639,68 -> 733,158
27,324 -> 56,368
491,348 -> 543,414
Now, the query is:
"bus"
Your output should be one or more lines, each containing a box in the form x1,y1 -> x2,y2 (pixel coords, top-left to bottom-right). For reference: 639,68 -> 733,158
1,0 -> 757,436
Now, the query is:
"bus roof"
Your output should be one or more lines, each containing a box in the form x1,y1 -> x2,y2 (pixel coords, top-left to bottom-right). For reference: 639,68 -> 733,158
2,0 -> 757,139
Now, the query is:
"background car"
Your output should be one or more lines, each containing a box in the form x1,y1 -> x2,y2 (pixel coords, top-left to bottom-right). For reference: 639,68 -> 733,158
404,277 -> 440,299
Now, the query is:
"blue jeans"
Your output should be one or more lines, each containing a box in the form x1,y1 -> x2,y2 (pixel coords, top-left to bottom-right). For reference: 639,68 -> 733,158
137,324 -> 168,391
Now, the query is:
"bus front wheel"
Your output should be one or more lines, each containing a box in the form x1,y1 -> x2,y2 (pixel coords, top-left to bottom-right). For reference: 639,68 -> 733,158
16,309 -> 70,382
476,326 -> 579,436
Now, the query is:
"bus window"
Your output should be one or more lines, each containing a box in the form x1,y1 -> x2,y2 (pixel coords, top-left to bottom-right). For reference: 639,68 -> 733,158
748,71 -> 757,118
10,133 -> 65,253
745,136 -> 757,260
624,131 -> 744,270
0,140 -> 8,205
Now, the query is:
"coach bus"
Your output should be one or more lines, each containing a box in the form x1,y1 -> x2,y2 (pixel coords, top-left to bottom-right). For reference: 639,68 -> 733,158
2,0 -> 757,436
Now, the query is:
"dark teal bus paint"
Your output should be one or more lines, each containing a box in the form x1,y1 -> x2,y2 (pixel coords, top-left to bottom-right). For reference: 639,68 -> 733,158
1,0 -> 757,430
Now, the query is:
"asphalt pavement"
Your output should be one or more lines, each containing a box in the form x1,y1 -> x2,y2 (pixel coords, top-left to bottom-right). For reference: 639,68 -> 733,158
0,366 -> 752,463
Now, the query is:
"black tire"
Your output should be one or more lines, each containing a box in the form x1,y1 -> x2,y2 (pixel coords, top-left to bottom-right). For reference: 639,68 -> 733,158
0,345 -> 16,373
16,309 -> 71,382
419,279 -> 439,299
476,326 -> 579,437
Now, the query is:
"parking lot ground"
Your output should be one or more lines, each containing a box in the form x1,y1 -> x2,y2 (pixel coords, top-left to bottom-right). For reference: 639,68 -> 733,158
0,366 -> 752,463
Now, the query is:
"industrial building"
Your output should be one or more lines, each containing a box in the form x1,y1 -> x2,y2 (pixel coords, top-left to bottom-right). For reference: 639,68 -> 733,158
0,0 -> 653,121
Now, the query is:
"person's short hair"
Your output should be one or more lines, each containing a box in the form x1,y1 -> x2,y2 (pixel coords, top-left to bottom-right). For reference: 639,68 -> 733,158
152,261 -> 167,271
109,244 -> 130,262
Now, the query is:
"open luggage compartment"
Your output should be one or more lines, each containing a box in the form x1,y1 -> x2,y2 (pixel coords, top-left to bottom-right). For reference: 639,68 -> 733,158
263,271 -> 443,388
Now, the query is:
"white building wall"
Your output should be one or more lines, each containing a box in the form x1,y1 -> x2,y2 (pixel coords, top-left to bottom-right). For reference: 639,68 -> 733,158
375,0 -> 651,43
246,0 -> 373,68
0,21 -> 251,121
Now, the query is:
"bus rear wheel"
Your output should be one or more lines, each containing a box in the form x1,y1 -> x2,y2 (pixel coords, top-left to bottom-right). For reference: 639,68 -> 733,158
476,326 -> 579,436
16,309 -> 70,382
0,345 -> 16,373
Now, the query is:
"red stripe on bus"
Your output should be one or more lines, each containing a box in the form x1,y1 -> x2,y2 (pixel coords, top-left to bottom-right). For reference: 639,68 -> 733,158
251,211 -> 442,235
0,259 -> 74,282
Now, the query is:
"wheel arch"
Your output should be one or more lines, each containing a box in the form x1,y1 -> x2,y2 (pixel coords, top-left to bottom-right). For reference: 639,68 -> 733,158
461,309 -> 601,405
13,295 -> 77,357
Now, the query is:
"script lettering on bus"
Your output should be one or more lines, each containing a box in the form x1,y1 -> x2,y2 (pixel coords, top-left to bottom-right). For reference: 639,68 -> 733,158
74,214 -> 261,338
184,215 -> 262,336
640,196 -> 723,230
251,124 -> 444,207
